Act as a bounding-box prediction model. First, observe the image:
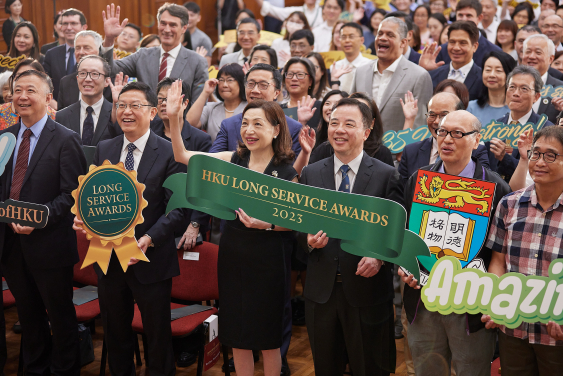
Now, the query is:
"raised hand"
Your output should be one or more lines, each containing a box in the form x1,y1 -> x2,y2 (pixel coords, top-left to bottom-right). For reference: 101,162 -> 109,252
400,91 -> 418,123
418,42 -> 445,71
203,79 -> 219,96
299,126 -> 316,155
103,4 -> 128,41
517,129 -> 533,162
196,46 -> 208,58
166,80 -> 185,120
297,95 -> 317,126
108,72 -> 130,104
242,61 -> 251,75
352,7 -> 365,23
279,50 -> 290,64
331,64 -> 354,80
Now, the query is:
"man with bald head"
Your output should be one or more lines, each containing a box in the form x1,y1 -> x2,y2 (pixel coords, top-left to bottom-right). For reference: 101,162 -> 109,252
535,9 -> 555,29
541,14 -> 563,51
399,110 -> 511,376
398,92 -> 489,184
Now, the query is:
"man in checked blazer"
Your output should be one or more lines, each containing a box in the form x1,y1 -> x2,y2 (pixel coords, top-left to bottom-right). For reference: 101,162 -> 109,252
100,3 -> 208,103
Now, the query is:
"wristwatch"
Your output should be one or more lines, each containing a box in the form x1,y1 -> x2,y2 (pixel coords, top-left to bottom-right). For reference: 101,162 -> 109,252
190,221 -> 200,229
266,223 -> 275,231
143,234 -> 154,247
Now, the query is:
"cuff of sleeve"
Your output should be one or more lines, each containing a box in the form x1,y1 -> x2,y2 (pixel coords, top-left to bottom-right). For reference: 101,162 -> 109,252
260,2 -> 271,17
100,45 -> 114,54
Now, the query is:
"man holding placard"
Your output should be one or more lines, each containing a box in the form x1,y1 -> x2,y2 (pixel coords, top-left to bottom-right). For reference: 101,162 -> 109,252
484,125 -> 563,376
400,110 -> 510,376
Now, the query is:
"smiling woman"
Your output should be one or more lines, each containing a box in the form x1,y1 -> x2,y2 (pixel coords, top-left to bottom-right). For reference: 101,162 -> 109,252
7,22 -> 42,63
2,0 -> 24,52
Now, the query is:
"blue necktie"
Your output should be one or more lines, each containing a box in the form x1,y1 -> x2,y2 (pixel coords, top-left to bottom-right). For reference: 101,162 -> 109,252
82,106 -> 94,146
125,143 -> 136,171
338,165 -> 350,193
66,48 -> 75,75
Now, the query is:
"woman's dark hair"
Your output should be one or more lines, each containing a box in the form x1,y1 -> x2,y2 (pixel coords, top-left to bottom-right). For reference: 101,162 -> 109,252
434,79 -> 470,109
238,100 -> 295,165
368,9 -> 388,32
429,12 -> 447,26
8,22 -> 40,60
495,19 -> 518,49
477,50 -> 516,107
284,11 -> 310,40
157,77 -> 191,117
316,90 -> 349,145
283,57 -> 316,97
555,49 -> 563,62
306,52 -> 328,100
330,20 -> 346,51
119,81 -> 158,107
439,24 -> 450,43
533,123 -> 563,148
140,34 -> 161,48
182,29 -> 193,50
411,24 -> 421,51
9,58 -> 44,94
53,13 -> 61,40
414,5 -> 431,22
4,0 -> 19,14
349,92 -> 383,155
250,45 -> 278,69
216,63 -> 246,102
512,2 -> 534,25
235,8 -> 255,20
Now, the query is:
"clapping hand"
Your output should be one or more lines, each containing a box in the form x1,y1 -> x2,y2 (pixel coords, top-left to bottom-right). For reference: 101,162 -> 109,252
400,91 -> 418,123
331,64 -> 354,81
299,125 -> 316,155
419,42 -> 445,71
297,95 -> 317,126
103,4 -> 128,41
109,72 -> 130,104
517,129 -> 533,162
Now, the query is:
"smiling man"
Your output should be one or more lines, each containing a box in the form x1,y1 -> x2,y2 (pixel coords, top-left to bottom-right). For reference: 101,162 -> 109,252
352,17 -> 433,132
540,14 -> 563,52
331,22 -> 370,94
219,18 -> 261,68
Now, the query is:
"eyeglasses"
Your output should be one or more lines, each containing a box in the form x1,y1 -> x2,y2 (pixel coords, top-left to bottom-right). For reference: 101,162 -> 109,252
425,111 -> 449,122
436,128 -> 477,139
507,85 -> 534,94
115,102 -> 153,110
245,81 -> 274,90
528,150 -> 562,163
340,35 -> 359,41
77,71 -> 105,80
237,31 -> 257,37
157,97 -> 167,104
218,78 -> 236,84
62,22 -> 81,27
542,23 -> 563,30
290,44 -> 309,51
286,72 -> 309,80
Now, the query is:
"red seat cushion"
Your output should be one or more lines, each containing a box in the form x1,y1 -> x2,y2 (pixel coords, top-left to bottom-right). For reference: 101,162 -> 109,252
3,289 -> 15,308
72,287 -> 100,322
132,302 -> 218,336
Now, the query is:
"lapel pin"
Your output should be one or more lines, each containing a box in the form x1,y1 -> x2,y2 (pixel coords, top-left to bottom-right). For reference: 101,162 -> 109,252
272,171 -> 278,177
543,98 -> 549,105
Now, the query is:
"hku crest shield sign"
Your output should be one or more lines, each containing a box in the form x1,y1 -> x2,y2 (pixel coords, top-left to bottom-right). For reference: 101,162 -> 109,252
409,170 -> 496,282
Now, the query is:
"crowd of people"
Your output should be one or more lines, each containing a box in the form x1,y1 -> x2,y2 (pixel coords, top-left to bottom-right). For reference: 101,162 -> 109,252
0,0 -> 562,375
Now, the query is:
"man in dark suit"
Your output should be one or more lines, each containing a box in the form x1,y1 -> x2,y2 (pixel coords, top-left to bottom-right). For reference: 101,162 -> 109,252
56,55 -> 121,146
74,82 -> 184,375
57,30 -> 113,110
100,3 -> 208,103
0,70 -> 86,375
398,92 -> 490,184
43,9 -> 88,101
488,66 -> 554,180
427,21 -> 483,101
434,0 -> 501,67
301,98 -> 402,375
41,13 -> 64,55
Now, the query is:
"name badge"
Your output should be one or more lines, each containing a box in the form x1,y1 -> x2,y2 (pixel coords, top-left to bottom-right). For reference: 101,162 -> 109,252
183,251 -> 200,261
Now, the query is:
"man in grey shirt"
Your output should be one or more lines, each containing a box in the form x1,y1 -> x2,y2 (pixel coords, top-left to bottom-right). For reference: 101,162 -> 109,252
184,2 -> 213,66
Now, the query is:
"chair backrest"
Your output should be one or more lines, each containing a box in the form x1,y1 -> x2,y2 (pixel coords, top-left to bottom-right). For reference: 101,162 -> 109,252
73,231 -> 99,287
171,241 -> 219,302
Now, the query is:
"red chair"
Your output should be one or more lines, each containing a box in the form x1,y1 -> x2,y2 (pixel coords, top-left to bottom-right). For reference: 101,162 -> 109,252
2,278 -> 14,308
74,231 -> 98,287
131,241 -> 220,375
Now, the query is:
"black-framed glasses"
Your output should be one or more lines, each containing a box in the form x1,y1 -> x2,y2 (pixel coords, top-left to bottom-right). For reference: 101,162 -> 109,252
527,150 -> 562,163
115,103 -> 153,110
436,128 -> 477,139
245,81 -> 274,90
77,71 -> 106,80
157,97 -> 167,104
425,111 -> 449,122
285,72 -> 309,80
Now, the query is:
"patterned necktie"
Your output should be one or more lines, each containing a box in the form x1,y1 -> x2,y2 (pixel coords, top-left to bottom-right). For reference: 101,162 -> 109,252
66,48 -> 75,75
509,120 -> 520,125
82,106 -> 94,146
338,165 -> 351,193
158,52 -> 169,82
10,129 -> 32,200
124,143 -> 136,171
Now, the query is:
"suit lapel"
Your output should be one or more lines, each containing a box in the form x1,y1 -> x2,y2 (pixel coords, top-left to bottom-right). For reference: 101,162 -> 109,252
170,48 -> 189,81
108,137 -> 124,164
351,153 -> 373,194
136,131 -> 159,184
92,100 -> 113,145
68,103 -> 81,134
320,157 -> 336,191
360,61 -> 375,93
416,137 -> 433,168
379,59 -> 407,111
150,49 -> 161,92
463,65 -> 479,92
2,125 -> 20,199
21,119 -> 56,187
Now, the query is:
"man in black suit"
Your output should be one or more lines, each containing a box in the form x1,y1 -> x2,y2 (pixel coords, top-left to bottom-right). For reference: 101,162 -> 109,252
0,70 -> 86,375
43,8 -> 88,101
40,13 -> 64,55
301,98 -> 403,375
57,30 -> 113,110
426,21 -> 483,101
74,82 -> 184,376
433,0 -> 501,67
56,55 -> 121,146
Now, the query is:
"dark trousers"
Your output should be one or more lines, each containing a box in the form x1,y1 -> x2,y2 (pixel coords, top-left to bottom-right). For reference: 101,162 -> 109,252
281,240 -> 292,358
499,330 -> 563,376
305,281 -> 395,376
98,253 -> 175,376
1,233 -> 80,376
0,271 -> 7,376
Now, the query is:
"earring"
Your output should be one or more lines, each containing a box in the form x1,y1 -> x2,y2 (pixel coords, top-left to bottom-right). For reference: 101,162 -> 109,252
274,136 -> 277,139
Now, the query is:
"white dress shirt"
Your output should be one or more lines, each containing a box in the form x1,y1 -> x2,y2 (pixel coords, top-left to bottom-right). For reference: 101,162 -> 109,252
332,53 -> 372,94
119,130 -> 151,172
372,55 -> 402,106
313,22 -> 334,52
65,44 -> 74,66
261,2 -> 323,29
508,108 -> 532,125
447,60 -> 474,83
334,151 -> 364,191
479,19 -> 500,44
159,43 -> 183,78
532,71 -> 548,113
430,137 -> 439,164
79,96 -> 104,136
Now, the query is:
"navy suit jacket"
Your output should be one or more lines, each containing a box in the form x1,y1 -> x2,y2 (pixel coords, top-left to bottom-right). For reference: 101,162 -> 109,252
538,74 -> 563,124
209,112 -> 302,154
43,44 -> 74,101
487,111 -> 554,178
409,48 -> 421,64
92,131 -> 184,284
436,34 -> 502,67
430,62 -> 483,101
398,137 -> 490,185
0,118 -> 87,269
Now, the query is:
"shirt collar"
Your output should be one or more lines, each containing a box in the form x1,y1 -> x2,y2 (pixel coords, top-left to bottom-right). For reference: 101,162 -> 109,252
508,108 -> 532,124
160,43 -> 182,59
123,129 -> 151,154
334,151 -> 364,177
65,43 -> 73,52
80,96 -> 104,116
375,54 -> 402,74
521,184 -> 563,212
403,46 -> 411,59
438,158 -> 476,178
541,71 -> 548,85
449,60 -> 474,78
20,113 -> 48,138
343,53 -> 368,66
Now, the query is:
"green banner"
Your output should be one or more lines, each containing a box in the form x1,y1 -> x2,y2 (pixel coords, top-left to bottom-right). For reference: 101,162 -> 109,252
541,84 -> 563,98
422,256 -> 563,328
164,155 -> 432,280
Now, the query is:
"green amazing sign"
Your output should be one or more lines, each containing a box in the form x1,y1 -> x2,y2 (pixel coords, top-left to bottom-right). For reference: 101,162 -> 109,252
164,155 -> 433,281
382,115 -> 548,154
422,256 -> 563,328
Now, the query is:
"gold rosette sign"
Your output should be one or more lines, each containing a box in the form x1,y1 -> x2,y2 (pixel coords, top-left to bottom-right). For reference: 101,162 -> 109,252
71,160 -> 149,274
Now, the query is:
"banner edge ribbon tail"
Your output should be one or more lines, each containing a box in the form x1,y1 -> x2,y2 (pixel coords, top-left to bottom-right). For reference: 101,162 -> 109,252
81,237 -> 113,274
114,236 -> 150,273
